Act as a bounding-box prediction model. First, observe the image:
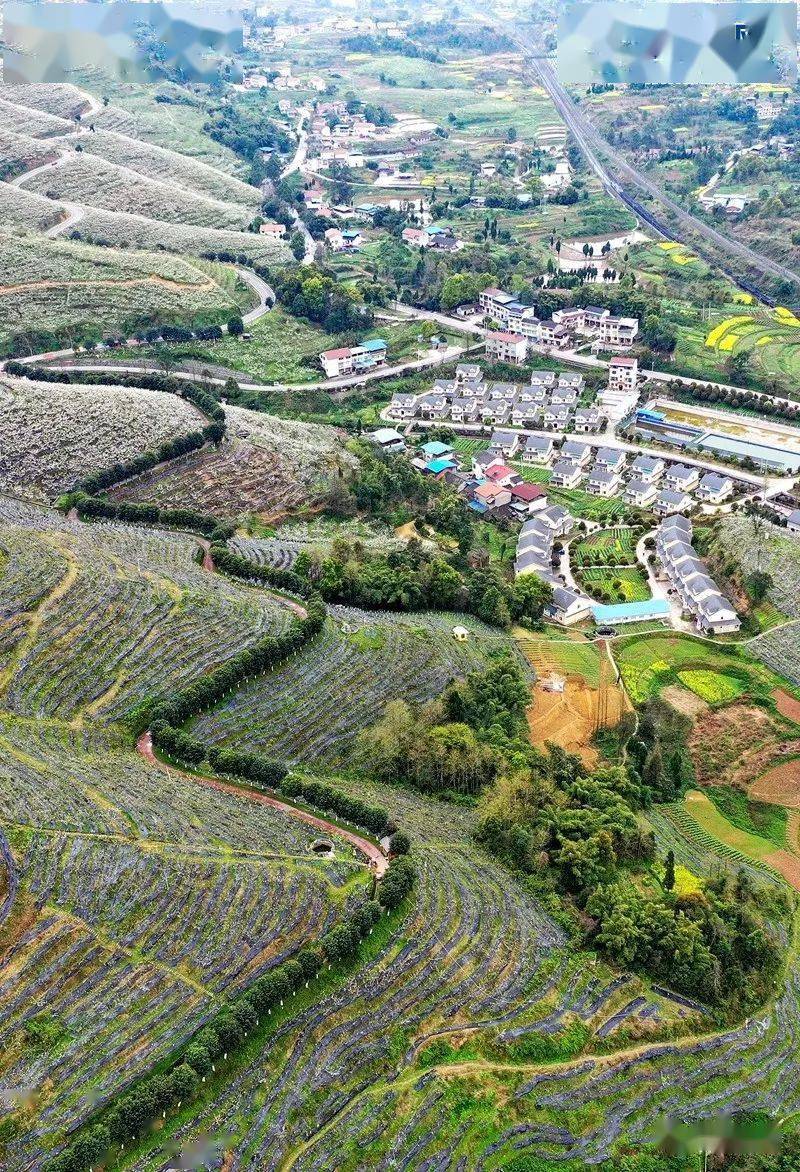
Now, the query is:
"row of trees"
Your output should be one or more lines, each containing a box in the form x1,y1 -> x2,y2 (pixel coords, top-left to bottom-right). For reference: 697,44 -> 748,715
49,892 -> 401,1172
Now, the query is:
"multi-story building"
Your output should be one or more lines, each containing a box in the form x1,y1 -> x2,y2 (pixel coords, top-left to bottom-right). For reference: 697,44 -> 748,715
598,315 -> 639,349
607,356 -> 639,393
485,331 -> 528,365
319,338 -> 387,377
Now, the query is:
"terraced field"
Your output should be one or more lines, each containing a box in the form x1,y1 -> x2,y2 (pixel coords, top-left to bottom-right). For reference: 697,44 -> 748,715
111,406 -> 358,522
0,374 -> 203,498
193,608 -> 524,768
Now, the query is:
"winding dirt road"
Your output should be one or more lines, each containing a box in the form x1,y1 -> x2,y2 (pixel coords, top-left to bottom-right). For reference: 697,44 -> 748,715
137,732 -> 388,877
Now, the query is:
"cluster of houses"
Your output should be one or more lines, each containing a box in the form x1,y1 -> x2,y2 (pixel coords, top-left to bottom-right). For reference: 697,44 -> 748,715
402,224 -> 462,252
656,515 -> 740,634
543,446 -> 735,514
477,288 -> 640,353
388,364 -> 607,432
319,338 -> 388,378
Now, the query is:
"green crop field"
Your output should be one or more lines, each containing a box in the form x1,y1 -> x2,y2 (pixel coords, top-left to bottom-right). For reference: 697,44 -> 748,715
577,565 -> 651,603
613,632 -> 780,705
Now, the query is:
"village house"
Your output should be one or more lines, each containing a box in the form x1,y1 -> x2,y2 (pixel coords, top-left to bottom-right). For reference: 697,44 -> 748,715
450,365 -> 478,387
551,460 -> 584,489
539,319 -> 572,348
787,509 -> 800,534
259,220 -> 286,238
696,473 -> 734,504
489,429 -> 521,459
369,427 -> 405,453
481,396 -> 514,426
521,435 -> 555,465
630,454 -> 665,483
561,439 -> 593,467
530,370 -> 557,389
319,338 -> 387,378
421,440 -> 455,461
388,391 -> 419,420
653,488 -> 693,517
655,515 -> 740,634
594,447 -> 626,474
541,404 -> 572,431
485,331 -> 528,365
450,397 -> 481,424
624,478 -> 659,508
484,460 -> 521,488
479,288 -> 517,319
473,481 -> 512,510
607,356 -> 639,393
509,483 -> 548,517
597,315 -> 639,349
324,227 -> 346,252
573,407 -> 604,433
587,466 -> 622,497
551,386 -> 579,408
538,504 -> 573,536
416,392 -> 451,421
546,586 -> 593,625
664,463 -> 701,492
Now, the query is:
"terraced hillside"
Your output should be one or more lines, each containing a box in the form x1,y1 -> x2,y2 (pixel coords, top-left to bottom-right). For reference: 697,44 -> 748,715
111,405 -> 358,523
0,233 -> 253,350
0,80 -> 290,353
0,375 -> 204,498
0,499 -> 295,723
0,497 -> 373,1167
193,607 -> 524,769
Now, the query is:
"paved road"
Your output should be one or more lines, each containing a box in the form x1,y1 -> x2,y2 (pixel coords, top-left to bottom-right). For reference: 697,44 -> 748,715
45,201 -> 85,238
520,48 -> 800,299
281,108 -> 310,179
238,267 -> 275,325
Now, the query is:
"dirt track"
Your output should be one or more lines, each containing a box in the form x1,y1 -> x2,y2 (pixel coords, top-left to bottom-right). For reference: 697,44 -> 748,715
136,732 -> 387,877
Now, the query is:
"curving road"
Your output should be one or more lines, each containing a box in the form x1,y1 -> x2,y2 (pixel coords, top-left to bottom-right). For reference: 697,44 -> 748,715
137,732 -> 388,877
516,46 -> 800,300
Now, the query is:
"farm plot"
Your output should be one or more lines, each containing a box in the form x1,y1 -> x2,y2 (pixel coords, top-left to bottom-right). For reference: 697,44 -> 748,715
69,205 -> 290,263
193,609 -> 523,768
231,517 -> 404,570
22,152 -> 255,230
0,515 -> 295,724
78,129 -> 261,206
0,375 -> 202,498
687,702 -> 800,789
112,406 -> 357,523
576,566 -> 651,604
572,525 -> 637,565
0,233 -> 243,347
0,183 -> 63,233
614,633 -> 774,706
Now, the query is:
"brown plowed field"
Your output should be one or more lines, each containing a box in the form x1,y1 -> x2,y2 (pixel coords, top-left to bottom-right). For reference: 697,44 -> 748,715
773,688 -> 800,724
749,758 -> 800,809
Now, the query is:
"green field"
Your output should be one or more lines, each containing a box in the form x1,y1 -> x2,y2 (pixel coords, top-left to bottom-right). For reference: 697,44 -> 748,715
578,565 -> 651,603
613,632 -> 779,705
573,526 -> 637,566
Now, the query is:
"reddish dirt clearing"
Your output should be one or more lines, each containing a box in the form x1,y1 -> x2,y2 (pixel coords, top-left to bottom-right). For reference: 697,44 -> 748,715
773,689 -> 800,724
750,758 -> 800,810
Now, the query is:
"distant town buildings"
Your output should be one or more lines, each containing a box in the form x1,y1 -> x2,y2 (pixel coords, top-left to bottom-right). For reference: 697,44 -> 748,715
319,338 -> 387,377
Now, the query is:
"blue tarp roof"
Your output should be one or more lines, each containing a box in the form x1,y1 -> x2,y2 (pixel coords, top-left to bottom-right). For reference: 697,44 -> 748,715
422,440 -> 453,456
426,458 -> 457,474
362,338 -> 387,351
592,599 -> 670,623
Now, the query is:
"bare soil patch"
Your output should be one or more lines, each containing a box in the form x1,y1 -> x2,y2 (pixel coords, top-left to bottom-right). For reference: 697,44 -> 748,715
661,684 -> 709,718
688,702 -> 800,789
527,674 -> 626,767
773,688 -> 800,724
750,759 -> 800,810
763,848 -> 800,890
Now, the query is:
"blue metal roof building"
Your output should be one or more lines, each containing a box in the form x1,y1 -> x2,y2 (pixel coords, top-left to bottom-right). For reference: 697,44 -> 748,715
591,599 -> 671,625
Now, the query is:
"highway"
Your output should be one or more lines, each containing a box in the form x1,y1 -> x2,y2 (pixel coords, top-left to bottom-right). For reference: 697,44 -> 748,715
514,41 -> 800,303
